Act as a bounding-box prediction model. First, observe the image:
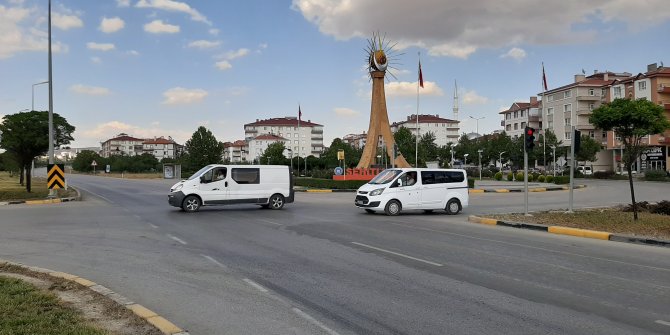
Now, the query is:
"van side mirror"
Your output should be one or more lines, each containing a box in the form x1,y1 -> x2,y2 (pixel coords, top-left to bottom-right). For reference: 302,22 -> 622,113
397,179 -> 403,187
199,176 -> 206,183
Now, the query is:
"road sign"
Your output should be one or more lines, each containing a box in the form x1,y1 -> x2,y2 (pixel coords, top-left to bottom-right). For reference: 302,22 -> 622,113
337,150 -> 345,160
334,167 -> 344,175
47,163 -> 64,189
91,160 -> 97,166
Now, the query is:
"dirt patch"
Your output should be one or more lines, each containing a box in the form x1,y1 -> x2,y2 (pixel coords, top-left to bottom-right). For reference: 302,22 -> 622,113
0,264 -> 163,335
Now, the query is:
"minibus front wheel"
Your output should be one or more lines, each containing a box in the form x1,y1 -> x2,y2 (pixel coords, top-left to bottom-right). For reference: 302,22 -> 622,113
384,200 -> 402,216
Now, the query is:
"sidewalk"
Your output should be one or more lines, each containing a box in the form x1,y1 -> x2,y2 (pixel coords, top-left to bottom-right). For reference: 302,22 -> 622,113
470,180 -> 585,193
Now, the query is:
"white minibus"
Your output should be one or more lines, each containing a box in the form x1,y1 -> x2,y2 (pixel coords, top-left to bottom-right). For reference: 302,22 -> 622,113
355,168 -> 469,216
168,164 -> 294,212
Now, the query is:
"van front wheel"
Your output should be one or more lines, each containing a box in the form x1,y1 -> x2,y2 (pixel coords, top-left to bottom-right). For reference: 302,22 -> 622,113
445,199 -> 461,215
182,195 -> 201,213
384,200 -> 401,216
269,194 -> 285,210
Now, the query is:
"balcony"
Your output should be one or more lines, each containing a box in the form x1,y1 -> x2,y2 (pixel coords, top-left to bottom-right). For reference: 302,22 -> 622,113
576,95 -> 601,101
658,84 -> 670,93
576,108 -> 592,116
311,137 -> 322,141
527,115 -> 540,122
576,124 -> 595,131
245,129 -> 258,133
311,129 -> 323,134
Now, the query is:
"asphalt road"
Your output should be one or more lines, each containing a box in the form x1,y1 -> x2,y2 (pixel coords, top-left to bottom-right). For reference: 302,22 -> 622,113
1,174 -> 669,334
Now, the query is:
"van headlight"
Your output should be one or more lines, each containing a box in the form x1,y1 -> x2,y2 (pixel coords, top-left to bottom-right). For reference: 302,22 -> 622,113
370,188 -> 385,196
171,184 -> 183,192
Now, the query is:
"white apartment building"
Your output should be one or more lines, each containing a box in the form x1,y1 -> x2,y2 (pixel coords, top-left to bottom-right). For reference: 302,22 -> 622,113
244,117 -> 324,158
101,133 -> 145,158
342,133 -> 367,149
390,114 -> 460,146
500,97 -> 542,138
142,137 -> 183,160
223,140 -> 249,163
248,134 -> 290,162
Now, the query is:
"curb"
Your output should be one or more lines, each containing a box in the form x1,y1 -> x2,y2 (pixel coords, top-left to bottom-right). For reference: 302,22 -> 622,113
467,215 -> 670,248
295,189 -> 357,193
0,259 -> 189,335
470,185 -> 586,194
0,186 -> 81,206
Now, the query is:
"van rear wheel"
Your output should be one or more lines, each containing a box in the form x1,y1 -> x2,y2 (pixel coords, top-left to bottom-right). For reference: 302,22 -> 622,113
445,199 -> 461,215
269,194 -> 285,210
384,200 -> 401,216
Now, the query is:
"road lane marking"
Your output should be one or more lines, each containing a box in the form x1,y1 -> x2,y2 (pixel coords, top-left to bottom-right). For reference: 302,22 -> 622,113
72,185 -> 114,203
167,234 -> 187,245
656,320 -> 670,326
200,254 -> 227,269
351,242 -> 443,267
243,278 -> 268,293
292,308 -> 341,335
146,222 -> 158,229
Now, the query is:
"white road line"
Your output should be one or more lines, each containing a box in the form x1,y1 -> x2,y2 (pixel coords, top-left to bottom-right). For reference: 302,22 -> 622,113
243,278 -> 268,293
656,320 -> 670,326
146,222 -> 158,229
200,254 -> 227,269
258,218 -> 283,226
167,234 -> 187,245
72,185 -> 114,203
351,242 -> 443,267
292,307 -> 341,335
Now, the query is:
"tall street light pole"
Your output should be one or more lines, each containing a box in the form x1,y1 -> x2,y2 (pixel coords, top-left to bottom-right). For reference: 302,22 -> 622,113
47,0 -> 55,198
477,149 -> 483,180
32,81 -> 49,111
464,153 -> 469,167
499,151 -> 506,169
469,116 -> 485,137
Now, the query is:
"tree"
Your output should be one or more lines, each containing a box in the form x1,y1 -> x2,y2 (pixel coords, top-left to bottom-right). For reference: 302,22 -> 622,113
183,126 -> 224,172
321,138 -> 361,168
540,129 -> 566,171
0,111 -> 75,192
260,142 -> 288,165
72,150 -> 103,172
393,127 -> 416,166
418,132 -> 439,166
575,134 -> 601,164
590,98 -> 670,220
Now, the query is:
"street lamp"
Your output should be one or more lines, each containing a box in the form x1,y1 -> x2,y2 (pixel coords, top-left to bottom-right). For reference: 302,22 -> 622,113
469,116 -> 485,137
464,153 -> 469,167
499,151 -> 506,169
32,81 -> 49,111
477,149 -> 483,180
550,145 -> 556,177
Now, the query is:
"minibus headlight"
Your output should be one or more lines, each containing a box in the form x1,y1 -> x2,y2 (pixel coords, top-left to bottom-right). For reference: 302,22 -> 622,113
370,188 -> 385,196
172,184 -> 183,192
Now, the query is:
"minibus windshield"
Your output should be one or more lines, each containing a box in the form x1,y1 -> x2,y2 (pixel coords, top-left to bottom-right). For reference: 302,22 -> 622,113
188,165 -> 215,180
368,169 -> 402,184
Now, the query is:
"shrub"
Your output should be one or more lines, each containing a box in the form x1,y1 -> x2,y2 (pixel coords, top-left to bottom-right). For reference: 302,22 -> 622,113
506,173 -> 513,181
294,178 -> 367,190
515,172 -> 524,181
532,173 -> 540,181
593,170 -> 615,179
468,178 -> 475,189
537,175 -> 545,182
553,176 -> 570,184
494,172 -> 503,181
644,170 -> 669,181
651,200 -> 670,216
545,175 -> 554,183
527,174 -> 534,182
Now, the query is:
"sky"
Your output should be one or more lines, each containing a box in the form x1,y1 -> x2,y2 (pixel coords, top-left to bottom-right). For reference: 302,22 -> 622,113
1,0 -> 670,148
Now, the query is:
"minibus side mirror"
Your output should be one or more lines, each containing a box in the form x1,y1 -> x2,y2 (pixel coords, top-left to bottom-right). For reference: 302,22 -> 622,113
397,179 -> 403,187
200,176 -> 206,183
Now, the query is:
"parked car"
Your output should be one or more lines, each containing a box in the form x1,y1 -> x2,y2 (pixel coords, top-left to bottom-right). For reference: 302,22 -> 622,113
354,168 -> 469,216
577,166 -> 593,175
168,164 -> 294,212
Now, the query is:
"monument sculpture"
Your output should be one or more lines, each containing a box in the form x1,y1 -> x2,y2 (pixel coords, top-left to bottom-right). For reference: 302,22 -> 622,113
357,33 -> 411,169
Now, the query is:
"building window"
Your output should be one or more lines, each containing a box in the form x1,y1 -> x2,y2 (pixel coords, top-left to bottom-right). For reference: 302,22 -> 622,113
506,114 -> 510,120
547,120 -> 553,129
506,125 -> 511,131
294,140 -> 298,144
548,95 -> 554,102
564,90 -> 571,98
638,81 -> 646,90
514,123 -> 518,130
613,87 -> 622,98
287,133 -> 291,138
589,103 -> 595,110
588,89 -> 595,96
564,104 -> 572,113
602,132 -> 607,139
565,131 -> 571,140
294,133 -> 298,138
514,111 -> 518,118
547,107 -> 554,115
521,122 -> 526,128
564,118 -> 571,126
601,88 -> 607,96
521,110 -> 525,118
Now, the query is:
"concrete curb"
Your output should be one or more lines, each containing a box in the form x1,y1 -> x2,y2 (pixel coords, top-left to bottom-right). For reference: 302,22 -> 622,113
467,215 -> 670,248
0,259 -> 189,335
291,185 -> 587,194
0,186 -> 80,206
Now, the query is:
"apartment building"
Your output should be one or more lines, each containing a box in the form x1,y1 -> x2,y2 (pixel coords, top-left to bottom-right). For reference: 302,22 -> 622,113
390,114 -> 460,147
101,133 -> 146,158
223,140 -> 248,163
248,134 -> 290,163
244,117 -> 324,158
142,137 -> 183,160
500,97 -> 542,138
342,133 -> 367,149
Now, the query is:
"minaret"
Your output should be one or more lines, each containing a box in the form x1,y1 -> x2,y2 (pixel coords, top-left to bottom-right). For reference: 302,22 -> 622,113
453,80 -> 459,121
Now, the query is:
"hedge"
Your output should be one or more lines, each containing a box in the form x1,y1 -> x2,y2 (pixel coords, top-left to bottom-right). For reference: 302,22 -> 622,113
506,173 -> 513,181
553,176 -> 570,184
537,175 -> 545,182
545,175 -> 554,183
294,177 -> 368,189
494,172 -> 503,181
468,178 -> 475,189
644,170 -> 669,181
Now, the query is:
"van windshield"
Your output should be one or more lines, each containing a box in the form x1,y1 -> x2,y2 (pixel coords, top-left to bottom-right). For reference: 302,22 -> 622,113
187,165 -> 215,180
368,169 -> 403,185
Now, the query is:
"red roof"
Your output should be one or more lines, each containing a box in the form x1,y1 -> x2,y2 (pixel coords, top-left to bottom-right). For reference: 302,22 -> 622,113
541,79 -> 616,95
143,138 -> 177,145
393,114 -> 459,126
245,117 -> 322,127
254,134 -> 287,141
231,140 -> 247,147
107,135 -> 145,142
499,101 -> 541,114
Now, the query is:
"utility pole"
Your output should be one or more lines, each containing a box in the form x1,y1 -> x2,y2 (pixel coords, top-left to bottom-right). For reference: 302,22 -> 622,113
568,127 -> 576,213
47,0 -> 55,198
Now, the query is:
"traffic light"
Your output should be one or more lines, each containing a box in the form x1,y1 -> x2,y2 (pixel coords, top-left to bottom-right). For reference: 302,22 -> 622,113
524,127 -> 536,151
573,130 -> 581,154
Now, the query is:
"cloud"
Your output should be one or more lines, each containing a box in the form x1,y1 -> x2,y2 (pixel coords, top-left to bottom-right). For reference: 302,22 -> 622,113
126,50 -> 140,56
91,56 -> 101,64
116,0 -> 130,7
334,107 -> 359,117
188,40 -> 221,49
99,17 -> 125,33
222,48 -> 250,60
70,84 -> 111,96
292,0 -> 670,59
215,60 -> 232,71
209,28 -> 219,36
162,87 -> 208,105
227,86 -> 249,96
79,120 -> 191,144
136,0 -> 211,25
144,19 -> 180,34
501,47 -> 526,61
461,90 -> 489,105
385,81 -> 444,97
87,42 -> 115,51
52,12 -> 83,30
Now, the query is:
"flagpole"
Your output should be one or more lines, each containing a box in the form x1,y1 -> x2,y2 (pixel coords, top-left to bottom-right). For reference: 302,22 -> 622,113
415,52 -> 420,168
298,104 -> 301,175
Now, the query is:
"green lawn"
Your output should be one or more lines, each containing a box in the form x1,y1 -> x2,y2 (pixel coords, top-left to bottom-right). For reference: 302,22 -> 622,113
0,172 -> 75,201
0,276 -> 109,335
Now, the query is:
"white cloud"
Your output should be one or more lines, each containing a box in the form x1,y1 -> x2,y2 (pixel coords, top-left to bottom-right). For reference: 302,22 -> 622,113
91,56 -> 101,64
87,42 -> 115,51
162,87 -> 208,105
501,47 -> 526,61
215,60 -> 232,71
462,90 -> 489,105
209,28 -> 219,36
385,81 -> 444,97
136,0 -> 211,25
53,12 -> 83,30
126,50 -> 140,56
227,86 -> 249,96
222,48 -> 250,60
188,40 -> 221,49
116,0 -> 130,7
144,19 -> 180,34
70,84 -> 111,96
292,0 -> 670,59
333,107 -> 359,117
99,17 -> 125,33
79,120 -> 191,144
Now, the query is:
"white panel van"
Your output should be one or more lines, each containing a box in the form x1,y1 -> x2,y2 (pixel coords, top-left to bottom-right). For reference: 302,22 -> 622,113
354,168 -> 469,216
168,164 -> 294,212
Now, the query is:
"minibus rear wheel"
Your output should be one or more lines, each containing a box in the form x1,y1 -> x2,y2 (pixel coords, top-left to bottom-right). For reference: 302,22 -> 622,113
384,200 -> 401,216
445,199 -> 461,215
269,194 -> 285,210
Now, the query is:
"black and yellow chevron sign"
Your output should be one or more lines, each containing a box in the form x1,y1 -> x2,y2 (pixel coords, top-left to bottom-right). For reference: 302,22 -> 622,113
47,164 -> 65,189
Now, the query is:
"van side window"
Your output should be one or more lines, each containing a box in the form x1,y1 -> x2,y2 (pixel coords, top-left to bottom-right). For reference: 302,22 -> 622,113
232,168 -> 260,184
421,171 -> 465,184
421,171 -> 436,185
446,171 -> 465,182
